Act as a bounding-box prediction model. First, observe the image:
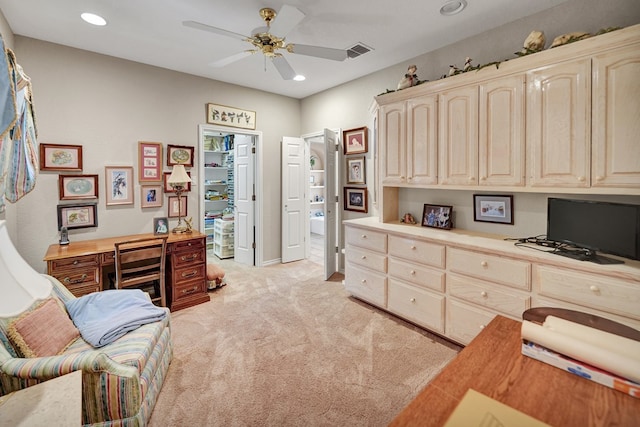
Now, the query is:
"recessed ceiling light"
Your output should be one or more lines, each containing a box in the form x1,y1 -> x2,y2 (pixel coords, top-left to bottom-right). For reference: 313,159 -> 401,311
440,0 -> 467,16
81,13 -> 107,26
293,75 -> 306,81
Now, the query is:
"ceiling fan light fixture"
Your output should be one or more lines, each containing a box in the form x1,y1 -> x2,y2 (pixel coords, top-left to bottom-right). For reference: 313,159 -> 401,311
440,0 -> 467,16
293,75 -> 306,81
81,12 -> 107,26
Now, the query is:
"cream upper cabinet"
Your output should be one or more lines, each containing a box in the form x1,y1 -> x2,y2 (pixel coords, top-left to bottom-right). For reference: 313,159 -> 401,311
591,44 -> 640,189
527,59 -> 591,188
479,74 -> 526,186
379,101 -> 406,185
406,95 -> 438,185
438,84 -> 479,185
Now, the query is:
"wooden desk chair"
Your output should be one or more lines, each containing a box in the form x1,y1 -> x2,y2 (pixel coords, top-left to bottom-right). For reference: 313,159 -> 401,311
114,236 -> 168,307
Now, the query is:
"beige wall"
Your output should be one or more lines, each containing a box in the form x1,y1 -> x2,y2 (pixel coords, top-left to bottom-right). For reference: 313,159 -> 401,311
11,37 -> 300,270
300,0 -> 640,238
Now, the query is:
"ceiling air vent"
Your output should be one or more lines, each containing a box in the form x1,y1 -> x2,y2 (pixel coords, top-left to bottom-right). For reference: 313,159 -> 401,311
347,43 -> 373,59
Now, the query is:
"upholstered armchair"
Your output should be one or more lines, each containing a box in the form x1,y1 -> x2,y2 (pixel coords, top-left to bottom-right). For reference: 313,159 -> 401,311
0,220 -> 173,426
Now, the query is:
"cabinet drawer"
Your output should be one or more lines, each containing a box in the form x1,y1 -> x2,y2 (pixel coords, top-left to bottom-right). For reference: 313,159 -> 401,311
388,279 -> 445,333
174,264 -> 206,284
345,246 -> 387,273
448,273 -> 530,318
344,263 -> 387,308
345,226 -> 387,253
49,254 -> 100,272
173,247 -> 206,267
389,235 -> 445,268
171,238 -> 205,253
66,283 -> 101,297
53,267 -> 100,288
388,258 -> 445,292
446,299 -> 497,345
174,279 -> 206,302
102,251 -> 115,265
447,247 -> 530,290
533,264 -> 640,321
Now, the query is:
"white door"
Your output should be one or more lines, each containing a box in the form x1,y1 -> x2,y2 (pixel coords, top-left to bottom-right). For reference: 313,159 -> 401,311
323,128 -> 338,280
234,135 -> 255,266
281,137 -> 306,263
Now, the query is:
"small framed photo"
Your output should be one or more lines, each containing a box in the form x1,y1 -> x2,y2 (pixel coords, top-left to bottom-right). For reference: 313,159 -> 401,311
422,204 -> 453,230
57,203 -> 97,230
58,174 -> 98,200
474,194 -> 514,224
346,156 -> 366,185
344,187 -> 368,213
105,166 -> 134,206
141,184 -> 163,208
153,217 -> 169,235
163,171 -> 192,193
138,141 -> 163,182
167,144 -> 195,167
343,126 -> 368,155
39,143 -> 83,171
168,196 -> 187,218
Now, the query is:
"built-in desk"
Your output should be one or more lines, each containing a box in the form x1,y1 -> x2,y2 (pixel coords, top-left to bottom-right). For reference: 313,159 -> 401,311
43,232 -> 210,311
390,315 -> 640,426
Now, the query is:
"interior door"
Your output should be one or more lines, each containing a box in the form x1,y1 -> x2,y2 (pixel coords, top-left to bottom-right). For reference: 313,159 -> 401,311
323,128 -> 338,279
281,136 -> 306,263
234,135 -> 255,266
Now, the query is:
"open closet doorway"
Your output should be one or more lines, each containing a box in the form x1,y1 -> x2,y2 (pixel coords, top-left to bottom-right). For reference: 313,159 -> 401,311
198,124 -> 263,267
304,129 -> 340,280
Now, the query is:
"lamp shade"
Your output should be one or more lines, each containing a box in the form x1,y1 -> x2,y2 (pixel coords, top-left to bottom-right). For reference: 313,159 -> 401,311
167,164 -> 192,185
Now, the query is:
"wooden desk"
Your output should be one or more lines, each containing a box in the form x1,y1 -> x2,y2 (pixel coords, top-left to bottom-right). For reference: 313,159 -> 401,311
44,232 -> 210,311
390,315 -> 640,426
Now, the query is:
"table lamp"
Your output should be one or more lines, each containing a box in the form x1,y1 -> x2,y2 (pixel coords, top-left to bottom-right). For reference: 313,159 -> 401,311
167,164 -> 192,233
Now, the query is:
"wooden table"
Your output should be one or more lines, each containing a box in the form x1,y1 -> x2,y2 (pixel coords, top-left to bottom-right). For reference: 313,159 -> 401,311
390,315 -> 640,426
43,232 -> 210,311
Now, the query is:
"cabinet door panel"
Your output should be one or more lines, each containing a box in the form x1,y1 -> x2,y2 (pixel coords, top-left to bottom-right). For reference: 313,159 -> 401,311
407,96 -> 438,185
479,75 -> 525,186
438,85 -> 478,185
527,59 -> 591,187
380,102 -> 406,185
592,44 -> 640,188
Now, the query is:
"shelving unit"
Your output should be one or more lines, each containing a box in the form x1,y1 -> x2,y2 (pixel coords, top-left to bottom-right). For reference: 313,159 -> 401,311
203,147 -> 233,253
213,218 -> 234,259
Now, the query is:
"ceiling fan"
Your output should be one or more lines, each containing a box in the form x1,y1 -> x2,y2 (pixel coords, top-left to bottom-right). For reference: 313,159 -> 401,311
183,5 -> 348,80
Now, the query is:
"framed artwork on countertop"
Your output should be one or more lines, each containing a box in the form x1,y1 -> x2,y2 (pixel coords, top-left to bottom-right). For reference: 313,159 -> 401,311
138,141 -> 163,182
422,204 -> 453,230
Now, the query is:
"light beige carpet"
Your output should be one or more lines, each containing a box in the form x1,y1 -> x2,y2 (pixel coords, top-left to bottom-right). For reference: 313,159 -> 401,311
149,258 -> 460,426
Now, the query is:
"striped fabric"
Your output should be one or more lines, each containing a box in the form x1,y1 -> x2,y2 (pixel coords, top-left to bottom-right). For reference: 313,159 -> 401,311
0,275 -> 173,427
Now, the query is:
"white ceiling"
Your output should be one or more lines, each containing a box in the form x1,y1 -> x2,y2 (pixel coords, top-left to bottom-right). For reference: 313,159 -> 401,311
0,0 -> 569,99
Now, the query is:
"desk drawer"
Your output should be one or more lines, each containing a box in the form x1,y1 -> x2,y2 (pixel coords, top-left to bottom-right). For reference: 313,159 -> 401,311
102,252 -> 115,265
389,235 -> 445,268
345,246 -> 387,273
345,226 -> 387,253
52,267 -> 101,296
447,247 -> 531,290
50,254 -> 100,271
173,247 -> 205,267
174,279 -> 206,302
388,258 -> 445,292
174,264 -> 206,284
171,238 -> 205,253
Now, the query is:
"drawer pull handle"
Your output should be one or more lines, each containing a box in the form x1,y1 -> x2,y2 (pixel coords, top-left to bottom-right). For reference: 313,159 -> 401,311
410,245 -> 416,250
64,274 -> 87,284
361,234 -> 367,239
73,260 -> 79,265
182,270 -> 198,278
410,270 -> 416,275
410,298 -> 416,303
479,324 -> 486,330
480,261 -> 488,267
590,285 -> 600,293
480,291 -> 488,298
182,286 -> 198,295
361,279 -> 367,284
361,255 -> 367,260
181,255 -> 198,261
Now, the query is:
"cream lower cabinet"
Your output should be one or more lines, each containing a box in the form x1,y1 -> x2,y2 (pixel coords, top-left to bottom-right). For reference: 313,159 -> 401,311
344,219 -> 640,346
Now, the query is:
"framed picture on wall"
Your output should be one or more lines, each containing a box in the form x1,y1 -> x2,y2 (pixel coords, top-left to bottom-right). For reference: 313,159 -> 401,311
346,156 -> 366,185
344,187 -> 368,213
163,171 -> 192,193
39,144 -> 83,172
141,184 -> 163,208
167,144 -> 195,167
138,141 -> 163,182
473,194 -> 514,224
343,126 -> 368,155
105,166 -> 134,205
57,203 -> 98,230
58,174 -> 99,200
168,196 -> 187,218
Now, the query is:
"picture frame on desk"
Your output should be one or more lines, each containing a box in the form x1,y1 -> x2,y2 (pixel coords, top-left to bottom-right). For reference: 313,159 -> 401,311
58,174 -> 98,200
105,166 -> 134,206
57,203 -> 97,230
166,144 -> 194,167
422,204 -> 452,230
153,217 -> 169,235
39,143 -> 83,172
138,141 -> 163,182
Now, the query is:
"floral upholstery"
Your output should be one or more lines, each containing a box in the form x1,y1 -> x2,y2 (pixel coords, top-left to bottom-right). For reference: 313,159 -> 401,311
0,275 -> 173,426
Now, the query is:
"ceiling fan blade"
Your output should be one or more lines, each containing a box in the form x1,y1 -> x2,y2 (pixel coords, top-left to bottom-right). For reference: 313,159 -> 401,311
288,44 -> 348,61
272,56 -> 296,80
269,5 -> 305,37
183,20 -> 248,41
209,51 -> 254,68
